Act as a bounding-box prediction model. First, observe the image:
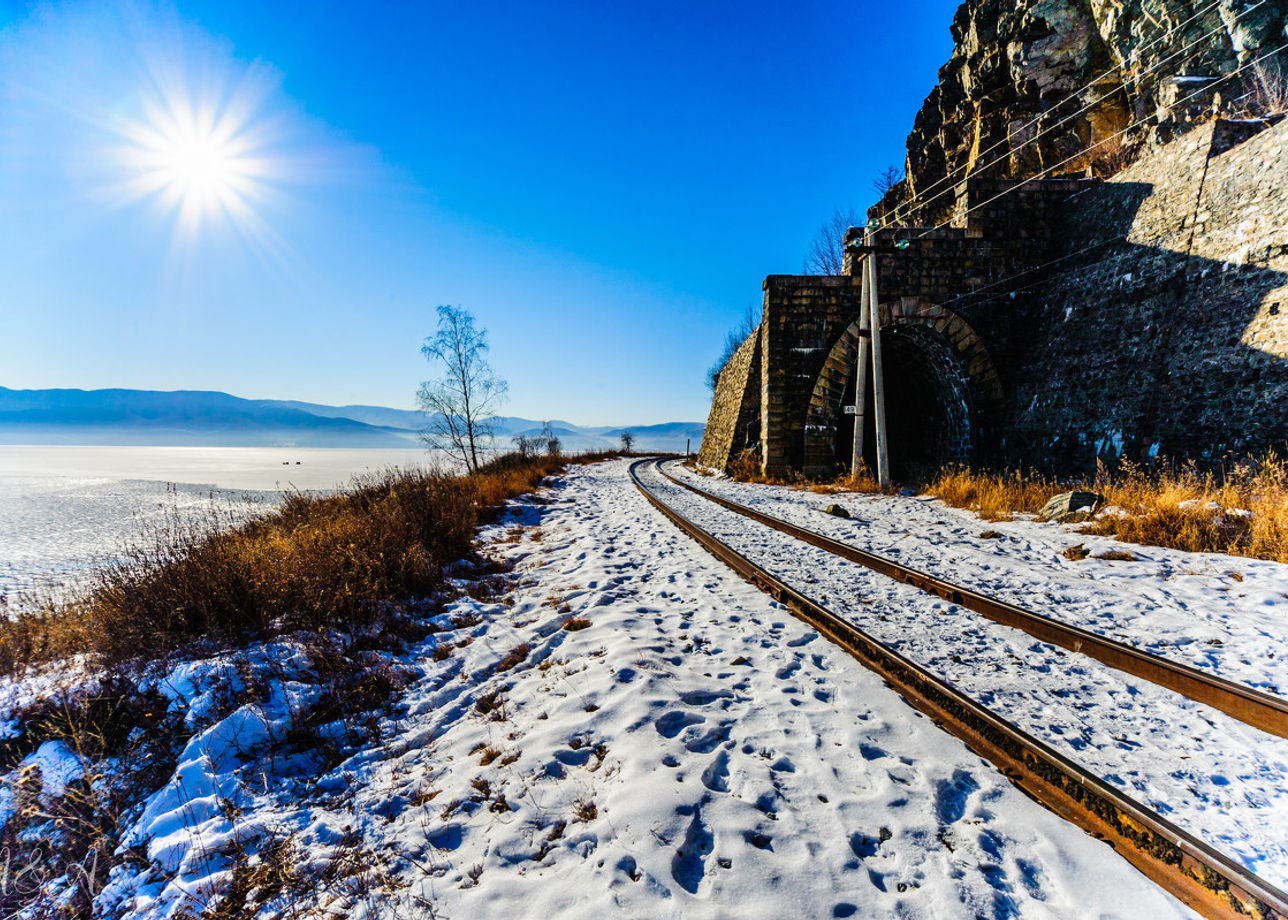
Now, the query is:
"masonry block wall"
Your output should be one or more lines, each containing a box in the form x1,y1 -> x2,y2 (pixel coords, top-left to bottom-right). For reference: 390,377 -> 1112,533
696,329 -> 762,471
699,117 -> 1288,478
999,117 -> 1288,467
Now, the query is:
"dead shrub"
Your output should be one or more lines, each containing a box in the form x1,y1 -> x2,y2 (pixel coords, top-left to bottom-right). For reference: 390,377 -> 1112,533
573,798 -> 598,822
727,449 -> 762,482
474,691 -> 505,717
928,455 -> 1288,562
495,643 -> 530,673
928,466 -> 1057,521
1234,59 -> 1288,118
0,452 -> 607,677
562,617 -> 591,632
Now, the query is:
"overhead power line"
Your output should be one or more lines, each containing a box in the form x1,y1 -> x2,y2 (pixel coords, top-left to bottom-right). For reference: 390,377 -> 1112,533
884,0 -> 1265,227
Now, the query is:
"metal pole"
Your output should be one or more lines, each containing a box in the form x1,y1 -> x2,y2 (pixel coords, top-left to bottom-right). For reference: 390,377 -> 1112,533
867,229 -> 891,489
850,255 -> 871,476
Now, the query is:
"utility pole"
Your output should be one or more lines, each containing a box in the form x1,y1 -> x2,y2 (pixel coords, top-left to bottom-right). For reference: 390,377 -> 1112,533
867,227 -> 891,489
850,254 -> 871,475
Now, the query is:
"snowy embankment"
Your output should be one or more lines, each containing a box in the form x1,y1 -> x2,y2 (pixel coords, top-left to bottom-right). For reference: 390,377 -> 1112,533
3,459 -> 1197,918
647,461 -> 1288,887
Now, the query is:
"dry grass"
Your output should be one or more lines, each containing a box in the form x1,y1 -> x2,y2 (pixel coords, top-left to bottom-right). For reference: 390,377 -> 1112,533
806,465 -> 883,495
0,451 -> 619,677
928,456 -> 1288,562
495,642 -> 530,673
927,467 -> 1058,522
562,616 -> 591,632
573,798 -> 598,822
726,450 -> 886,494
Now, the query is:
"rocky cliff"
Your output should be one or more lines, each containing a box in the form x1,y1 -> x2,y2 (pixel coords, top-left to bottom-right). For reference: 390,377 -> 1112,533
874,0 -> 1288,226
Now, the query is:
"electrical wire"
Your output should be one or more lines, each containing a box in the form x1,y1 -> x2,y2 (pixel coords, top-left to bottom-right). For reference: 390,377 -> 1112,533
909,39 -> 1288,239
884,0 -> 1265,227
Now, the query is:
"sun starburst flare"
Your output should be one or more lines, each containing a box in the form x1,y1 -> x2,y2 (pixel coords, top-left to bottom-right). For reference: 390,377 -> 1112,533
117,75 -> 278,237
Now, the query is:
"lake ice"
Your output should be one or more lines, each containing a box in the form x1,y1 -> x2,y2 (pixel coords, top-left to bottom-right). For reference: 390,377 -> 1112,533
0,445 -> 445,604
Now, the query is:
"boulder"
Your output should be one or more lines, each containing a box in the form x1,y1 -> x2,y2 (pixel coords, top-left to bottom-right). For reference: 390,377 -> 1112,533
1039,490 -> 1105,522
823,504 -> 851,518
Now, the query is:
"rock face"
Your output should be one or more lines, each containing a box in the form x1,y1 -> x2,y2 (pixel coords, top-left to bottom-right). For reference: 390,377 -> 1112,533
875,0 -> 1288,226
698,0 -> 1288,480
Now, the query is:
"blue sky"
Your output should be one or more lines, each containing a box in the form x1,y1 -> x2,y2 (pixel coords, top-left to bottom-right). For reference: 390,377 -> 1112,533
0,0 -> 959,425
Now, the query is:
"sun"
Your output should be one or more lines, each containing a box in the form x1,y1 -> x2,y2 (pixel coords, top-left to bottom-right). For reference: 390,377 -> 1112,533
119,85 -> 272,234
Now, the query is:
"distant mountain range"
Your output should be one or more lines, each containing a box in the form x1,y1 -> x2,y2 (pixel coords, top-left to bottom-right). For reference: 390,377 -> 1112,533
0,387 -> 704,452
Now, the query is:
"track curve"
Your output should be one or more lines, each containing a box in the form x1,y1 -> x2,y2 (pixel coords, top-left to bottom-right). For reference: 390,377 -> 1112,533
630,458 -> 1288,920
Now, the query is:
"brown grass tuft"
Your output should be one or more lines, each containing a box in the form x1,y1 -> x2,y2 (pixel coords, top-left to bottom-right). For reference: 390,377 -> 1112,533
927,456 -> 1288,562
573,798 -> 598,822
495,642 -> 530,673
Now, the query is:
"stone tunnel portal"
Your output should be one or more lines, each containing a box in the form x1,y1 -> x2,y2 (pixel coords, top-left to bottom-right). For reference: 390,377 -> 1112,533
832,325 -> 973,481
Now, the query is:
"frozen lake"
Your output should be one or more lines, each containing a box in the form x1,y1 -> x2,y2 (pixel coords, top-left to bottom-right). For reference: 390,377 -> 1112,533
0,446 -> 447,605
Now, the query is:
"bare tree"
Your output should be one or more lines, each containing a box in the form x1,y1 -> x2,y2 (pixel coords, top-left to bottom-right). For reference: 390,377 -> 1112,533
417,305 -> 508,474
706,302 -> 760,392
804,206 -> 863,276
541,421 -> 561,456
619,430 -> 635,453
512,431 -> 542,457
871,164 -> 905,196
1238,59 -> 1288,116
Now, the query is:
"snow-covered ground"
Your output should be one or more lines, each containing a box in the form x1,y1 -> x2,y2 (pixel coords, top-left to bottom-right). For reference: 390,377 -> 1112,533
14,458 -> 1207,918
642,461 -> 1288,887
671,462 -> 1288,696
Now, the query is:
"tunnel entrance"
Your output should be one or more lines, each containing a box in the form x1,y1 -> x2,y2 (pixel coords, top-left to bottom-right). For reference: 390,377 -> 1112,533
833,325 -> 973,482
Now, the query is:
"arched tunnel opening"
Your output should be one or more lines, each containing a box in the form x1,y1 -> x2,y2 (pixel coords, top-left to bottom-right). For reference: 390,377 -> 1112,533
833,326 -> 973,482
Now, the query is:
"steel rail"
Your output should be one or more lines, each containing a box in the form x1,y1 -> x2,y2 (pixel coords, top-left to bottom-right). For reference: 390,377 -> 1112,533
629,458 -> 1288,920
652,460 -> 1288,741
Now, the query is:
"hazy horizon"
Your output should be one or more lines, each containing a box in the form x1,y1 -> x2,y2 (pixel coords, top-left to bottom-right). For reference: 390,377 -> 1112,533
1,0 -> 958,423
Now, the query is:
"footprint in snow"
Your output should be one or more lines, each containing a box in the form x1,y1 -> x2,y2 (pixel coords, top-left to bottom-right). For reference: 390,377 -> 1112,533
427,823 -> 463,851
655,711 -> 704,738
935,768 -> 980,824
686,721 -> 733,754
700,750 -> 730,792
671,803 -> 714,895
554,748 -> 592,767
858,742 -> 887,761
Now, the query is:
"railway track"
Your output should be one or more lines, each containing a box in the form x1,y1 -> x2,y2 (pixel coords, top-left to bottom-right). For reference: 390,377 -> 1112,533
653,460 -> 1288,741
629,458 -> 1288,920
